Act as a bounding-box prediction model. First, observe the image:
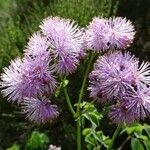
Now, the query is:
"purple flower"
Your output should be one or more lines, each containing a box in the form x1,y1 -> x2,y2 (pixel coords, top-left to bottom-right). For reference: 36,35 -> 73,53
1,56 -> 57,103
1,58 -> 24,103
107,17 -> 135,49
88,83 -> 107,103
40,16 -> 84,74
85,17 -> 135,52
135,62 -> 150,86
22,97 -> 59,124
85,17 -> 109,52
109,101 -> 137,124
89,51 -> 150,101
124,85 -> 150,120
21,56 -> 57,98
109,85 -> 150,124
24,32 -> 50,59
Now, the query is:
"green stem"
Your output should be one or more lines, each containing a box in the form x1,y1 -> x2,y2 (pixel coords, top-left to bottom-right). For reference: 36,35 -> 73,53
77,119 -> 81,150
76,52 -> 96,150
107,125 -> 121,150
118,136 -> 131,150
77,53 -> 95,112
63,86 -> 75,116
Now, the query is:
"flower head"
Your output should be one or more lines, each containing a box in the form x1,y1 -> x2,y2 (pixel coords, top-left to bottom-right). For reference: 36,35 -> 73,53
88,83 -> 107,103
107,17 -> 135,49
1,58 -> 24,103
24,32 -> 50,59
109,84 -> 150,124
40,16 -> 84,74
85,17 -> 109,52
89,51 -> 150,102
1,56 -> 57,103
85,17 -> 135,52
124,85 -> 150,120
22,97 -> 59,124
21,56 -> 57,98
109,101 -> 137,124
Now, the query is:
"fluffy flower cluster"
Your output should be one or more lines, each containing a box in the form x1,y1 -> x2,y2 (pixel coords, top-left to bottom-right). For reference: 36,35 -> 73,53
1,16 -> 84,124
40,16 -> 85,74
86,17 -> 135,52
1,15 -> 139,125
22,97 -> 59,124
2,56 -> 57,101
89,51 -> 150,124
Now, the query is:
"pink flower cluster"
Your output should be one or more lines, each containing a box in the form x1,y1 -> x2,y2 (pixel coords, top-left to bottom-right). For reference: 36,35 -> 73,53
1,16 -> 84,124
1,16 -> 137,124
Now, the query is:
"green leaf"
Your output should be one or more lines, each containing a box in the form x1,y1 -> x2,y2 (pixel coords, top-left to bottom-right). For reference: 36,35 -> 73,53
62,79 -> 69,87
85,134 -> 95,146
131,138 -> 144,150
143,140 -> 150,150
123,124 -> 144,135
78,102 -> 103,129
25,131 -> 49,150
6,144 -> 20,150
94,131 -> 111,148
134,132 -> 148,140
86,144 -> 92,150
144,124 -> 150,138
82,128 -> 91,136
55,82 -> 63,97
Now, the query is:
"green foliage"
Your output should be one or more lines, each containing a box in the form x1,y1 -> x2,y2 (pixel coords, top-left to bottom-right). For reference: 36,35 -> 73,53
131,138 -> 145,150
55,78 -> 69,97
55,0 -> 119,26
6,144 -> 20,150
119,123 -> 150,150
79,102 -> 150,150
6,131 -> 50,150
83,128 -> 111,150
25,131 -> 49,150
77,102 -> 111,149
76,101 -> 103,128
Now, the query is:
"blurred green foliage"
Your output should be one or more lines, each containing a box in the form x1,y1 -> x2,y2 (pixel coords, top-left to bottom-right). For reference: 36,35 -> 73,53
6,144 -> 20,150
120,123 -> 150,150
0,0 -> 149,150
6,131 -> 50,150
80,102 -> 111,149
25,131 -> 49,150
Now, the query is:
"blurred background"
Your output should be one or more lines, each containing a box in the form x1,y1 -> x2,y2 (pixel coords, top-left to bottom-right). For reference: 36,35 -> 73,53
0,0 -> 149,149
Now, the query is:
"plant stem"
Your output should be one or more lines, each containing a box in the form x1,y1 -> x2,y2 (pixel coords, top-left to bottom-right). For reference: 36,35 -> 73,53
77,53 -> 95,112
63,86 -> 75,116
107,125 -> 122,150
76,52 -> 96,150
118,136 -> 131,150
77,119 -> 81,150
